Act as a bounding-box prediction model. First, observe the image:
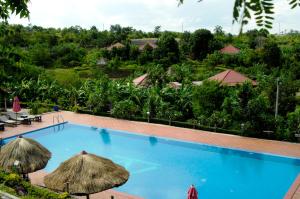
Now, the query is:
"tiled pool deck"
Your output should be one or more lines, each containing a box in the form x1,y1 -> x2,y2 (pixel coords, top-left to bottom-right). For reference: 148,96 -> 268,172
1,111 -> 300,199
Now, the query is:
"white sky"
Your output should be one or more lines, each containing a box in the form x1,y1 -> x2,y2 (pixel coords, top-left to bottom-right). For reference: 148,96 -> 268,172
8,0 -> 300,34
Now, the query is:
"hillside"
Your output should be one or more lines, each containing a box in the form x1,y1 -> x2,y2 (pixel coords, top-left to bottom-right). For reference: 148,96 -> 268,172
1,23 -> 300,141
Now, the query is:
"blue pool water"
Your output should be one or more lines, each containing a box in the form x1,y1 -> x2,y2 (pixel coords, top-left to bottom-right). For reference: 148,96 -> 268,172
3,123 -> 300,199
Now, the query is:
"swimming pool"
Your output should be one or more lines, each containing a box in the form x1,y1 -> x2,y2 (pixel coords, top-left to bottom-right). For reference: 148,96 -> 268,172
3,123 -> 300,199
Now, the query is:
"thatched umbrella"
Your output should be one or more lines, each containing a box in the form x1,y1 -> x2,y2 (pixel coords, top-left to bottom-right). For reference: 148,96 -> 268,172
44,151 -> 129,199
0,135 -> 51,175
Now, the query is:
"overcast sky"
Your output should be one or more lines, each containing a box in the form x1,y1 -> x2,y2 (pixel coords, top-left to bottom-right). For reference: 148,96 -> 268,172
8,0 -> 300,34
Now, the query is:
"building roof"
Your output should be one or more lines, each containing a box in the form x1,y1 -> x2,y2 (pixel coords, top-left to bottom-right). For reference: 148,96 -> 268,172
133,74 -> 148,86
106,42 -> 125,51
208,69 -> 257,86
168,82 -> 182,89
220,44 -> 240,54
131,38 -> 158,51
192,81 -> 203,86
131,38 -> 158,46
97,57 -> 108,66
138,42 -> 158,51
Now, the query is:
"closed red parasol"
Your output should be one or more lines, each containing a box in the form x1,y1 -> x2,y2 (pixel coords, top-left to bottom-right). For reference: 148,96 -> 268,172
187,185 -> 198,199
13,96 -> 21,113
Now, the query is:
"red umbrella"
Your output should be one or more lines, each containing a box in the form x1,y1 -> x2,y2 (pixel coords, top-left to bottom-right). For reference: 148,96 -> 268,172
187,185 -> 198,199
13,96 -> 21,113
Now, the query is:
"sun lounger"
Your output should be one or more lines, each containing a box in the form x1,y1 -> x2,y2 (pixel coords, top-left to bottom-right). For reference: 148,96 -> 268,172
6,112 -> 32,125
0,115 -> 17,126
20,111 -> 42,122
6,112 -> 24,121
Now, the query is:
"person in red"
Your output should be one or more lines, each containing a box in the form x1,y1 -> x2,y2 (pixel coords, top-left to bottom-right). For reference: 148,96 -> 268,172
188,184 -> 198,199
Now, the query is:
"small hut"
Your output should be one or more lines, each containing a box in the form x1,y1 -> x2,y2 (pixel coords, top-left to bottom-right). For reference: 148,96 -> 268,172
96,57 -> 108,66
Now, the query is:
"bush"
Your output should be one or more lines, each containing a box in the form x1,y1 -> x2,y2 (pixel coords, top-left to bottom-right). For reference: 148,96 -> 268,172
4,173 -> 22,187
111,100 -> 138,119
0,169 -> 70,199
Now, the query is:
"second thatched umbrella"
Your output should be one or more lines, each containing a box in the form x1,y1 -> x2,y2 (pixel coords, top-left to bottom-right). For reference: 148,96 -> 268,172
44,151 -> 129,199
0,135 -> 51,174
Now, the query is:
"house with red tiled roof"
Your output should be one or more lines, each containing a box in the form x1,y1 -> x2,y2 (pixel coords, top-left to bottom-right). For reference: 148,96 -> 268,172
220,44 -> 240,55
106,42 -> 125,51
133,74 -> 149,87
208,69 -> 257,86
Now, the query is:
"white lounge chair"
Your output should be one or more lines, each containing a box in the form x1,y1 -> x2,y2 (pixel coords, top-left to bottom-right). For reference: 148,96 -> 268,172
6,112 -> 25,122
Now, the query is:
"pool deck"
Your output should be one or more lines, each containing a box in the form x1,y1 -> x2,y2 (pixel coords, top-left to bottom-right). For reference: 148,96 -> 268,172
1,111 -> 300,199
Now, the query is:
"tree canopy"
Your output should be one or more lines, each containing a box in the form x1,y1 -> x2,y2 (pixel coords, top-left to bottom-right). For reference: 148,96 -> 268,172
0,0 -> 29,20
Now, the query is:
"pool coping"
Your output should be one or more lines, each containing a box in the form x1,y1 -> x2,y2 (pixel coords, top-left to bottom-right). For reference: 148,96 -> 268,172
72,122 -> 300,162
5,121 -> 300,162
285,174 -> 300,199
3,121 -> 300,199
1,122 -> 68,140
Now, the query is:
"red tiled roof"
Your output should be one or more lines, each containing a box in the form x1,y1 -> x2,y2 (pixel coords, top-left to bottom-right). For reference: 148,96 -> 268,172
133,74 -> 148,86
220,44 -> 240,54
208,69 -> 257,86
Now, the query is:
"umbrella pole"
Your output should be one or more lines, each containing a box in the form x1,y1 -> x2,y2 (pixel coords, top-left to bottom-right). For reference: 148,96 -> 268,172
86,194 -> 90,199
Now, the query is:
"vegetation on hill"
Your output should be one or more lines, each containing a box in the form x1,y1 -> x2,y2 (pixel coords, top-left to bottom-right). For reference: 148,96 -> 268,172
1,23 -> 300,141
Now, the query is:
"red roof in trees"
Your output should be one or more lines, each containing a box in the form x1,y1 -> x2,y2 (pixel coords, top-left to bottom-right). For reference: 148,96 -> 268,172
133,74 -> 148,86
208,69 -> 257,86
220,44 -> 240,54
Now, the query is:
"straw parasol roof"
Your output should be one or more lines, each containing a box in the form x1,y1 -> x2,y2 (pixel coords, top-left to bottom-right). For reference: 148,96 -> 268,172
0,136 -> 51,174
44,151 -> 129,197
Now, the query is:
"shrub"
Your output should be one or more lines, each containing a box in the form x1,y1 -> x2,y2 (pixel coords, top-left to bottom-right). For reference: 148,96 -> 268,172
111,100 -> 138,119
0,170 -> 70,199
4,173 -> 22,187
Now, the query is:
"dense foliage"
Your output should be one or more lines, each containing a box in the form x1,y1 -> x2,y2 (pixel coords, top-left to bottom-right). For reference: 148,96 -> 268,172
0,23 -> 300,141
0,169 -> 69,198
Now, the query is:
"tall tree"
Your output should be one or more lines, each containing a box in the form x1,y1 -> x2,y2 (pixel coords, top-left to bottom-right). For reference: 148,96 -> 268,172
156,32 -> 180,64
190,29 -> 214,60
